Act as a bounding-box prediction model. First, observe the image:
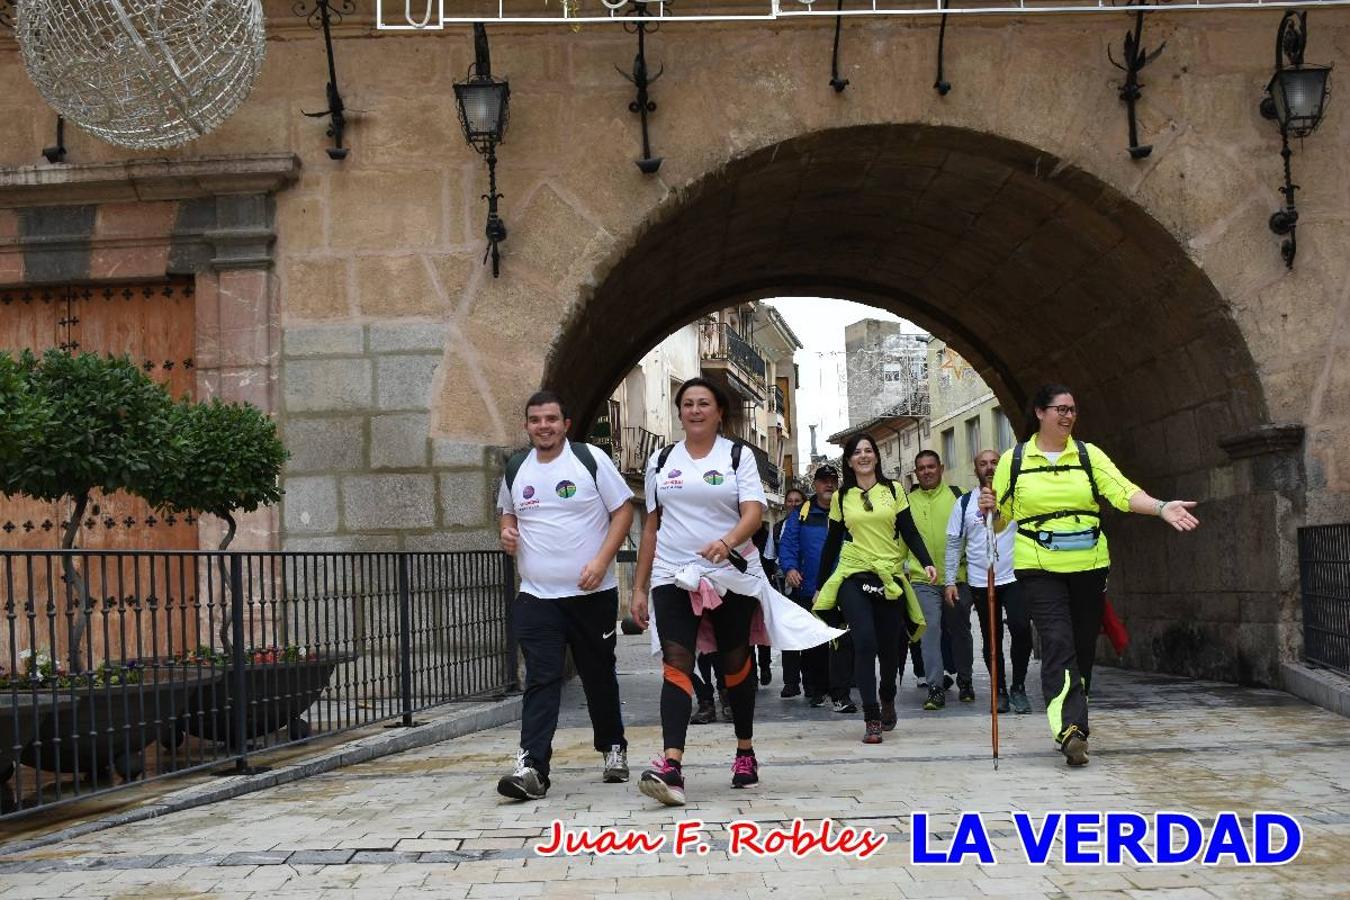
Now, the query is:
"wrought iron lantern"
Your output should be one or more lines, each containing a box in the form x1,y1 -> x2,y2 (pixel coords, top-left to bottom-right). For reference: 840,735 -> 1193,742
1259,12 -> 1331,269
454,24 -> 511,278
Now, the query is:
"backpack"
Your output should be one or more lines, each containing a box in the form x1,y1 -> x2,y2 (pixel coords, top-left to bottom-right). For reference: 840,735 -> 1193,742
503,441 -> 599,493
957,490 -> 973,539
998,438 -> 1105,534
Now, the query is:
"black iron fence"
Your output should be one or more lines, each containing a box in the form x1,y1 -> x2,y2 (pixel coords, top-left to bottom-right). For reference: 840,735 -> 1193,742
1299,525 -> 1350,678
0,550 -> 516,820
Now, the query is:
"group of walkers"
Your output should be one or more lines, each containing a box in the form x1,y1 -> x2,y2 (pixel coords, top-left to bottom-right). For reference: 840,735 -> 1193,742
495,379 -> 1199,805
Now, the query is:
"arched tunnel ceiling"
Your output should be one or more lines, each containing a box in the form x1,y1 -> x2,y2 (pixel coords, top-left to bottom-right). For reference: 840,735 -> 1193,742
547,124 -> 1268,483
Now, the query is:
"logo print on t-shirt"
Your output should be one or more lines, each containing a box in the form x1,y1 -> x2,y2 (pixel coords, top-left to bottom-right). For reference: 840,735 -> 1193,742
703,470 -> 725,486
555,480 -> 577,499
522,486 -> 535,500
668,469 -> 682,478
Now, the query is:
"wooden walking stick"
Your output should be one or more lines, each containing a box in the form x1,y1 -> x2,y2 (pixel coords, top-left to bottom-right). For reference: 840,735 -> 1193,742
986,510 -> 1000,770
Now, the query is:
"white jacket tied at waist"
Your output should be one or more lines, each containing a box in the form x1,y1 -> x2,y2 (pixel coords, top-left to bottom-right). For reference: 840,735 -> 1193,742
648,562 -> 848,655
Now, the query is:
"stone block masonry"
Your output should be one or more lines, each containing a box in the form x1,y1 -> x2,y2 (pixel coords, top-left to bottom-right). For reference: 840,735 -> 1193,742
280,323 -> 501,553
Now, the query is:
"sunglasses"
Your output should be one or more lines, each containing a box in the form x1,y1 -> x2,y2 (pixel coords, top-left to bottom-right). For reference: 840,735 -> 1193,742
861,488 -> 873,512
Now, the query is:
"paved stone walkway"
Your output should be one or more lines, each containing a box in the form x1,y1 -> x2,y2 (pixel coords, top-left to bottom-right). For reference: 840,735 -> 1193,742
1,634 -> 1348,898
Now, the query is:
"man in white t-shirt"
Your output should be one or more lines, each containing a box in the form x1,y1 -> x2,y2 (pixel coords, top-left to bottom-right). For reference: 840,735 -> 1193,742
944,448 -> 1034,716
494,391 -> 634,801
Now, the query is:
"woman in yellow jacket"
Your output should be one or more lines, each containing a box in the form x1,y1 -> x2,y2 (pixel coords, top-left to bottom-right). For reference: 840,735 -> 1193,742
814,433 -> 936,744
978,384 -> 1199,767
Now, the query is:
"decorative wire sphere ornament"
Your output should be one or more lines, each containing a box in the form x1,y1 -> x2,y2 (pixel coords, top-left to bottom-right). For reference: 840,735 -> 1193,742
16,0 -> 268,150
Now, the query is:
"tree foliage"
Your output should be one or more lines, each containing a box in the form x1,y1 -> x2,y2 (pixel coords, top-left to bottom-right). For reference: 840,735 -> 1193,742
143,397 -> 288,536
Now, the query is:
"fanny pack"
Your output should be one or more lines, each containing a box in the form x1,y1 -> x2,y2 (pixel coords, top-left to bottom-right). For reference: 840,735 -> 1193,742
1020,526 -> 1100,552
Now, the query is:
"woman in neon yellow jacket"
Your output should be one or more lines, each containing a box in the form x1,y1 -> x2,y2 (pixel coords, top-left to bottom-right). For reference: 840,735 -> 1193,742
814,433 -> 937,744
978,383 -> 1200,767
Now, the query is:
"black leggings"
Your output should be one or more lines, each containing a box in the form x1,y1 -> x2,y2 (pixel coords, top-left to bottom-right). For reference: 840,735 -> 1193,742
837,578 -> 904,719
652,584 -> 758,749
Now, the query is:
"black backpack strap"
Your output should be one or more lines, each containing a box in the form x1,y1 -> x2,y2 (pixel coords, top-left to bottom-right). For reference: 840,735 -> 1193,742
949,484 -> 962,499
569,441 -> 600,486
958,490 -> 972,539
504,449 -> 529,493
1000,442 -> 1025,506
655,444 -> 676,474
731,440 -> 743,471
1075,438 -> 1104,505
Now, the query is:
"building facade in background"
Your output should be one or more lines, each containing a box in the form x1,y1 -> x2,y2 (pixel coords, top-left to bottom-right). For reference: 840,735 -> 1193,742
832,329 -> 1015,493
594,301 -> 801,511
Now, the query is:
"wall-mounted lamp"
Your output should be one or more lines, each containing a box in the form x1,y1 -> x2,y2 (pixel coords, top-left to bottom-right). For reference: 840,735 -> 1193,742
455,24 -> 511,278
616,1 -> 665,174
1108,6 -> 1165,159
297,0 -> 354,160
1259,11 -> 1332,269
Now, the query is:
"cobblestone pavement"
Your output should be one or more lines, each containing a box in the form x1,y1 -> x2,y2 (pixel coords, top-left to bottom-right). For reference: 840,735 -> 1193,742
1,634 -> 1348,899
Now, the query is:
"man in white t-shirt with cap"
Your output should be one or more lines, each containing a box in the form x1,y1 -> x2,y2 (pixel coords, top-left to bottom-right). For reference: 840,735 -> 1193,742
495,390 -> 635,801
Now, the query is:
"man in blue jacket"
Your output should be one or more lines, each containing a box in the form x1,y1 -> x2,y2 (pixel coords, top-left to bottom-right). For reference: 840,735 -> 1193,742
778,465 -> 855,712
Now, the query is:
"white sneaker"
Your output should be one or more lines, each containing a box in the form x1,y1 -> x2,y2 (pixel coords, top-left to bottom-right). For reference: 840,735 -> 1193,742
602,744 -> 629,783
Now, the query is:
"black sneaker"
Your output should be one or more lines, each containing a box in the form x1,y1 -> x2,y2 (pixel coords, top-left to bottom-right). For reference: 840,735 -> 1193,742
943,674 -> 955,690
923,687 -> 946,711
1010,687 -> 1032,714
759,667 -> 772,687
780,684 -> 801,699
639,758 -> 687,806
832,698 -> 858,714
958,680 -> 975,703
1061,728 -> 1089,767
497,751 -> 549,801
996,690 -> 1010,714
807,694 -> 827,708
689,701 -> 716,725
880,701 -> 898,731
719,696 -> 734,723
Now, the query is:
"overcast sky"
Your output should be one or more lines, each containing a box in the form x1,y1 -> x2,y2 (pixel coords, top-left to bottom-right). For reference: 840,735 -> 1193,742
764,297 -> 925,463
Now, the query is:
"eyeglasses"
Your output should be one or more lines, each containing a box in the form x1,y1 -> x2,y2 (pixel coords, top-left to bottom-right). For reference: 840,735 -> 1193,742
1044,405 -> 1078,417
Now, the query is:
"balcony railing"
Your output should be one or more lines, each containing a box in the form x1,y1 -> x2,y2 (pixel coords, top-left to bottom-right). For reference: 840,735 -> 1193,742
772,384 -> 786,413
0,550 -> 515,820
747,443 -> 783,493
621,426 -> 665,474
699,323 -> 766,394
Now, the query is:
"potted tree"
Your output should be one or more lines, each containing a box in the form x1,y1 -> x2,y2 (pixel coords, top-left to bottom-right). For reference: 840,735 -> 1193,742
148,398 -> 343,747
0,350 -> 219,788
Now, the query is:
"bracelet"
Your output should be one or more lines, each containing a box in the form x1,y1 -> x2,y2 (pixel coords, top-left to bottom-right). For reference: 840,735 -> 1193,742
1155,500 -> 1170,517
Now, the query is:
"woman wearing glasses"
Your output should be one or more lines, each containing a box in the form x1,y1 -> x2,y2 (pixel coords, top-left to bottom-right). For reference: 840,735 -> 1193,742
814,433 -> 936,744
978,383 -> 1200,767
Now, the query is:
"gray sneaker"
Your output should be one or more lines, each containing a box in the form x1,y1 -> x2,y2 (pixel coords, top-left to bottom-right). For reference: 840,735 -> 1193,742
1061,729 -> 1090,767
602,744 -> 629,783
1009,687 -> 1032,714
497,750 -> 548,800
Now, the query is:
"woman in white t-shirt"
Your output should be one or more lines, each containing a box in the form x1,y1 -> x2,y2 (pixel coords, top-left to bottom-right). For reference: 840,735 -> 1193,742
631,377 -> 767,806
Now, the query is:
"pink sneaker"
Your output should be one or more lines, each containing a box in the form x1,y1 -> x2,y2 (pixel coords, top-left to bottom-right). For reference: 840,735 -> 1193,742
731,753 -> 758,788
639,758 -> 686,806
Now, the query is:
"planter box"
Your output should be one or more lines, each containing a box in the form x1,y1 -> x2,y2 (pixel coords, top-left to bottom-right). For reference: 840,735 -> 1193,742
177,652 -> 354,748
17,668 -> 224,780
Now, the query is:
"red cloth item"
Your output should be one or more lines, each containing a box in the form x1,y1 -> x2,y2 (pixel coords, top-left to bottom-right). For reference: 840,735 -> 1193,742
1101,596 -> 1129,656
688,576 -> 768,654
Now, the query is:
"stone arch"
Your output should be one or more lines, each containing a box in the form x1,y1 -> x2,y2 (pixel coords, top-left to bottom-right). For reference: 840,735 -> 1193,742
545,122 -> 1291,685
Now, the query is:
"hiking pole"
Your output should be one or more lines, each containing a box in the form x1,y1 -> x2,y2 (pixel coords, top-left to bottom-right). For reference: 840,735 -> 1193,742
986,509 -> 999,771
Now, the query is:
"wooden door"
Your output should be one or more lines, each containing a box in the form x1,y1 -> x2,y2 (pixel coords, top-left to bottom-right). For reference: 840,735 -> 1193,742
0,280 -> 198,553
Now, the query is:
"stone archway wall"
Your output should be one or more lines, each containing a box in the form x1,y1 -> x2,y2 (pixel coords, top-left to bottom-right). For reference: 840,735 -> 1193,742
2,11 -> 1346,684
